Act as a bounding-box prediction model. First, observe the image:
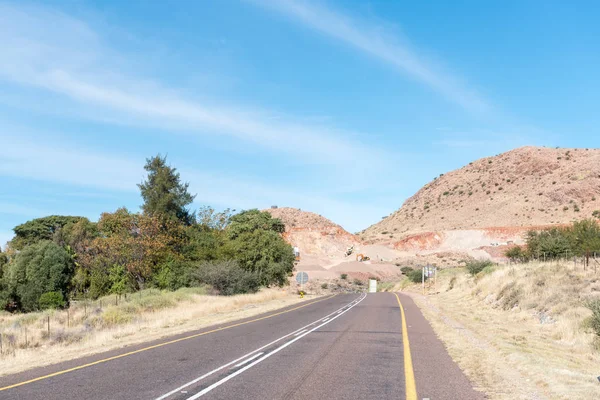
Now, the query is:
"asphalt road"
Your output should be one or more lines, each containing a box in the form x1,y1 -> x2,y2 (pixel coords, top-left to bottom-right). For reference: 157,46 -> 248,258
0,293 -> 484,400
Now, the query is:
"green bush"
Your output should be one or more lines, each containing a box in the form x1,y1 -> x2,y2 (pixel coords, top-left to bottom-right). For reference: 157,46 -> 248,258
353,278 -> 363,286
39,291 -> 66,310
505,246 -> 526,262
465,259 -> 494,276
192,260 -> 260,296
400,266 -> 414,275
340,274 -> 348,280
321,283 -> 328,289
586,299 -> 600,338
407,270 -> 425,283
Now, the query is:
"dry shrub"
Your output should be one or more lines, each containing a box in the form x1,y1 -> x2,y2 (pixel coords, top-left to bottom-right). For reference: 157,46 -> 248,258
101,307 -> 134,327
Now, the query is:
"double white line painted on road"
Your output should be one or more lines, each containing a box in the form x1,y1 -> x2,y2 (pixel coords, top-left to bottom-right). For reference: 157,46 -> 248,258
234,352 -> 264,367
185,293 -> 368,399
154,294 -> 366,400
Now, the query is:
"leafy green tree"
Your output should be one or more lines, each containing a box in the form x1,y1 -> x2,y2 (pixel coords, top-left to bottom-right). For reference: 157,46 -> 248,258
223,229 -> 294,287
505,246 -> 526,262
109,264 -> 131,296
152,256 -> 195,290
197,206 -> 233,231
0,250 -> 7,271
226,209 -> 285,240
53,218 -> 99,254
0,251 -> 9,309
5,241 -> 74,311
81,209 -> 187,291
571,219 -> 600,266
138,155 -> 196,225
88,263 -> 111,299
11,216 -> 87,250
525,228 -> 572,259
183,225 -> 222,262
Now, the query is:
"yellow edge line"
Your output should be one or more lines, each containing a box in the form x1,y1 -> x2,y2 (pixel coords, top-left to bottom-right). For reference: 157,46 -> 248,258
394,293 -> 417,400
0,294 -> 337,392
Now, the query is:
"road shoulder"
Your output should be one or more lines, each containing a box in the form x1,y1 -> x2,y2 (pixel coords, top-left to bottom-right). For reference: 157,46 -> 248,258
398,293 -> 486,400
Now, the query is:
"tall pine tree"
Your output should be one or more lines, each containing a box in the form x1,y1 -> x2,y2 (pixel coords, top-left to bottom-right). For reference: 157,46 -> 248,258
138,155 -> 196,225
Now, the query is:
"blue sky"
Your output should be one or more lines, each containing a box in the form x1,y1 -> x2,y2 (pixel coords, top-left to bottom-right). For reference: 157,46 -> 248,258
1,0 -> 599,248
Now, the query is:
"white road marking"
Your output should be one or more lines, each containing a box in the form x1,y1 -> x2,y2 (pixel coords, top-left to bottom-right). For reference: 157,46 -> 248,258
293,329 -> 308,336
322,317 -> 330,322
154,294 -> 364,400
234,352 -> 264,367
186,293 -> 368,399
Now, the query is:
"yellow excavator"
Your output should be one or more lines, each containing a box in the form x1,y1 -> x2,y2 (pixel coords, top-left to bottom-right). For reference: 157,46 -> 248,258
356,253 -> 370,262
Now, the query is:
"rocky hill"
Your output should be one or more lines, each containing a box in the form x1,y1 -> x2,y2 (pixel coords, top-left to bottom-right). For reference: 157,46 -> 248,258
265,207 -> 400,278
264,207 -> 361,265
361,146 -> 600,243
266,207 -> 348,232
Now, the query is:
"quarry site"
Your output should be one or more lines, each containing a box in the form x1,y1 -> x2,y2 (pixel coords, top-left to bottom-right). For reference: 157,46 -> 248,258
268,146 -> 600,280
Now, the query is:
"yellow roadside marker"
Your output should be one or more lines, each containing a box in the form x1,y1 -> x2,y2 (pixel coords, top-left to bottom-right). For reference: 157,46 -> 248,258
0,294 -> 336,392
394,292 -> 418,400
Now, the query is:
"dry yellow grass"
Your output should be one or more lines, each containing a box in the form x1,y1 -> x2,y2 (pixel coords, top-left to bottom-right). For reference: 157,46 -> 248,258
405,262 -> 600,400
0,287 -> 312,377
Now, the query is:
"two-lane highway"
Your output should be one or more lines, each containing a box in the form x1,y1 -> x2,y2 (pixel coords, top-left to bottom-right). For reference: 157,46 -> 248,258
0,293 -> 483,400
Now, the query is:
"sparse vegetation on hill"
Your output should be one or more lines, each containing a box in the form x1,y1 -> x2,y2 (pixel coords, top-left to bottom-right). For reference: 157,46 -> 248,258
362,146 -> 600,241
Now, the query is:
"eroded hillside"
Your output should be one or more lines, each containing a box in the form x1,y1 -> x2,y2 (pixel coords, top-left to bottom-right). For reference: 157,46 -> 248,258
265,207 -> 361,265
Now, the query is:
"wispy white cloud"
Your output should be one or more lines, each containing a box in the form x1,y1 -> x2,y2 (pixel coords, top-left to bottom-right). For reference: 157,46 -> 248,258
0,2 -> 407,231
0,133 -> 385,231
0,202 -> 52,218
0,2 -> 389,171
0,133 -> 143,192
251,0 -> 490,113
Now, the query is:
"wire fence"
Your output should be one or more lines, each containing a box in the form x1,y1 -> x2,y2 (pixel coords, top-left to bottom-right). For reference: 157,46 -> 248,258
0,293 -> 140,357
